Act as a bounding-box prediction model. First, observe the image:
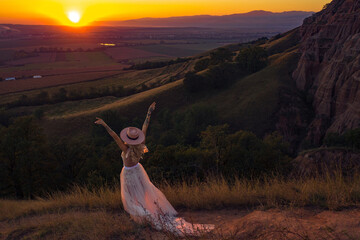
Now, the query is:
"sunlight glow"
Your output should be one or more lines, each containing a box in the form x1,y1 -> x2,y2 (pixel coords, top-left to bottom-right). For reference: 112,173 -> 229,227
67,11 -> 81,23
0,0 -> 330,26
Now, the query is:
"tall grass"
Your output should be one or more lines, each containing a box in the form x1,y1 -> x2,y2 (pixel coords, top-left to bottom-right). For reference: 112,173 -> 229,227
162,172 -> 360,210
1,172 -> 360,221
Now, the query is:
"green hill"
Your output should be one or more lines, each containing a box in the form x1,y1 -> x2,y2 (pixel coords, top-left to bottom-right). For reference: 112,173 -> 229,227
1,31 -> 301,140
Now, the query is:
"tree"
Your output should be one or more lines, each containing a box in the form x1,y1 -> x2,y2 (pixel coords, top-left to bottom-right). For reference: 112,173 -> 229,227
200,124 -> 229,174
183,71 -> 205,93
34,91 -> 50,104
236,46 -> 268,73
205,62 -> 238,89
210,48 -> 233,65
0,117 -> 54,198
51,138 -> 95,186
34,109 -> 45,120
194,58 -> 210,72
52,88 -> 67,102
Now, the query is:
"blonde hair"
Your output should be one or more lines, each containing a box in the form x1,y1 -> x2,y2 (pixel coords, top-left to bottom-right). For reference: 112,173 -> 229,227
127,144 -> 149,162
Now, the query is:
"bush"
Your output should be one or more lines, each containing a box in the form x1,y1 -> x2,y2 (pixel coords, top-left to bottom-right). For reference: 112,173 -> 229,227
125,57 -> 190,70
236,46 -> 268,73
200,126 -> 291,178
52,88 -> 67,102
324,128 -> 360,150
205,62 -> 239,89
209,48 -> 233,65
183,71 -> 206,93
0,116 -> 56,198
184,62 -> 240,93
194,58 -> 210,72
34,108 -> 44,120
144,145 -> 207,183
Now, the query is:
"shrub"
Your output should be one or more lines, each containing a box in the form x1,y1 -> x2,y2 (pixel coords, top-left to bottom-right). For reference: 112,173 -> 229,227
209,48 -> 233,65
205,62 -> 239,89
194,58 -> 210,72
324,128 -> 360,150
200,126 -> 291,178
236,46 -> 268,73
125,57 -> 190,70
184,62 -> 240,93
0,116 -> 55,198
183,71 -> 206,93
52,88 -> 67,102
34,108 -> 44,120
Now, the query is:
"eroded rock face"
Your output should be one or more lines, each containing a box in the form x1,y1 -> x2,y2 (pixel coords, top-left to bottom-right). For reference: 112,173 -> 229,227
292,0 -> 360,145
291,148 -> 360,177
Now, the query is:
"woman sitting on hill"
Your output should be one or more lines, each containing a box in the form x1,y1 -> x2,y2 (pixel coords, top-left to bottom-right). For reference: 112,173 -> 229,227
94,102 -> 214,236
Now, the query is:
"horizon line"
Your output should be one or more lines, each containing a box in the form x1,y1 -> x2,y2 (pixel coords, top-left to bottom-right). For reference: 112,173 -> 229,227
0,9 -> 314,27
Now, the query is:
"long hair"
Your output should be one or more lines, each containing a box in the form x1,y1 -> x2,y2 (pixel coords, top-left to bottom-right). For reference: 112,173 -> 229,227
127,144 -> 149,162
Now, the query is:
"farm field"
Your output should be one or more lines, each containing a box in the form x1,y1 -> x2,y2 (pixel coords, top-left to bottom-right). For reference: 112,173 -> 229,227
5,52 -> 57,66
5,96 -> 119,119
0,42 -> 218,91
0,60 -> 195,105
0,52 -> 123,77
0,70 -> 124,95
132,43 -> 225,58
0,49 -> 16,61
104,47 -> 170,62
0,38 -> 100,52
0,65 -> 127,79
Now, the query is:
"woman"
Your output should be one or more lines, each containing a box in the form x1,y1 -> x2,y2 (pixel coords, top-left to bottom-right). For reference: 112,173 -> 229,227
95,102 -> 214,236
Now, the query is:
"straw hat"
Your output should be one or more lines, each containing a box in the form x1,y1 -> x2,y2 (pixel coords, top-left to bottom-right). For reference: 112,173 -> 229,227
120,127 -> 145,145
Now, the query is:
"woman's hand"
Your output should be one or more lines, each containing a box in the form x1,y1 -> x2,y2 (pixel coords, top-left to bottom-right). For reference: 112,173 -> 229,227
147,102 -> 156,114
94,117 -> 105,126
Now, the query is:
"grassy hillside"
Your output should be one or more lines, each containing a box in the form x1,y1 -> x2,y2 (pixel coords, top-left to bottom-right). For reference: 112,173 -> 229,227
262,28 -> 300,55
40,79 -> 189,138
41,51 -> 299,138
1,32 -> 301,140
202,51 -> 299,135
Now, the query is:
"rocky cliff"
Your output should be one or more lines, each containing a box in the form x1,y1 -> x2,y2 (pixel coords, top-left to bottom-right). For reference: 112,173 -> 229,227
292,0 -> 360,146
291,148 -> 360,177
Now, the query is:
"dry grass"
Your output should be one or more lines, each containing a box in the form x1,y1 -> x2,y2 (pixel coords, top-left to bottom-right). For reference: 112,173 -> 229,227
1,173 -> 359,222
162,173 -> 360,211
1,173 -> 360,239
0,185 -> 123,221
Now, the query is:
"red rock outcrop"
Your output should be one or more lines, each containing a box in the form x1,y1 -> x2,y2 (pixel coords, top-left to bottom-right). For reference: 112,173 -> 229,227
291,148 -> 360,177
292,0 -> 360,145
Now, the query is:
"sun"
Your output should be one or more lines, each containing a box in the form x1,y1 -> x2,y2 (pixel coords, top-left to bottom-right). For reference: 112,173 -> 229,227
67,11 -> 81,23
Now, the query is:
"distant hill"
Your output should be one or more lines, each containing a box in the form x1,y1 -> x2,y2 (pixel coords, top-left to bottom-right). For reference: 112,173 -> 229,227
94,11 -> 313,31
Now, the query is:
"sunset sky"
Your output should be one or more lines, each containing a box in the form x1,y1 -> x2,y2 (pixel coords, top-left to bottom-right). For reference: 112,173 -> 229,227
0,0 -> 330,26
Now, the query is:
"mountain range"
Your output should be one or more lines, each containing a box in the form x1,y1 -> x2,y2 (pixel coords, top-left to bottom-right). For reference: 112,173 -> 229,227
94,11 -> 314,30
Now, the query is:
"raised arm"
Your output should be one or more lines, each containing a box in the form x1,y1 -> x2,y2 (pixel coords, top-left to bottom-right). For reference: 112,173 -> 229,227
142,102 -> 156,139
94,117 -> 128,152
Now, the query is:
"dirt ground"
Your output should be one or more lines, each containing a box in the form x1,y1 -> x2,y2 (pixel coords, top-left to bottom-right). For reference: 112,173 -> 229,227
176,208 -> 360,239
1,208 -> 360,240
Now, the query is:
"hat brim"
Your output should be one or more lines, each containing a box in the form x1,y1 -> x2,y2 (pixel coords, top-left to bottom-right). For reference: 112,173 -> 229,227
120,127 -> 145,145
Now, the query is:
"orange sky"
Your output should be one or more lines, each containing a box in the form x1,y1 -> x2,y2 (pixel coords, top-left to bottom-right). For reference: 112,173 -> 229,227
0,0 -> 330,26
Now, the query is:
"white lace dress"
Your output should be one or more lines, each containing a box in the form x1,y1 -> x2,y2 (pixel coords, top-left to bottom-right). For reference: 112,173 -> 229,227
120,147 -> 215,236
